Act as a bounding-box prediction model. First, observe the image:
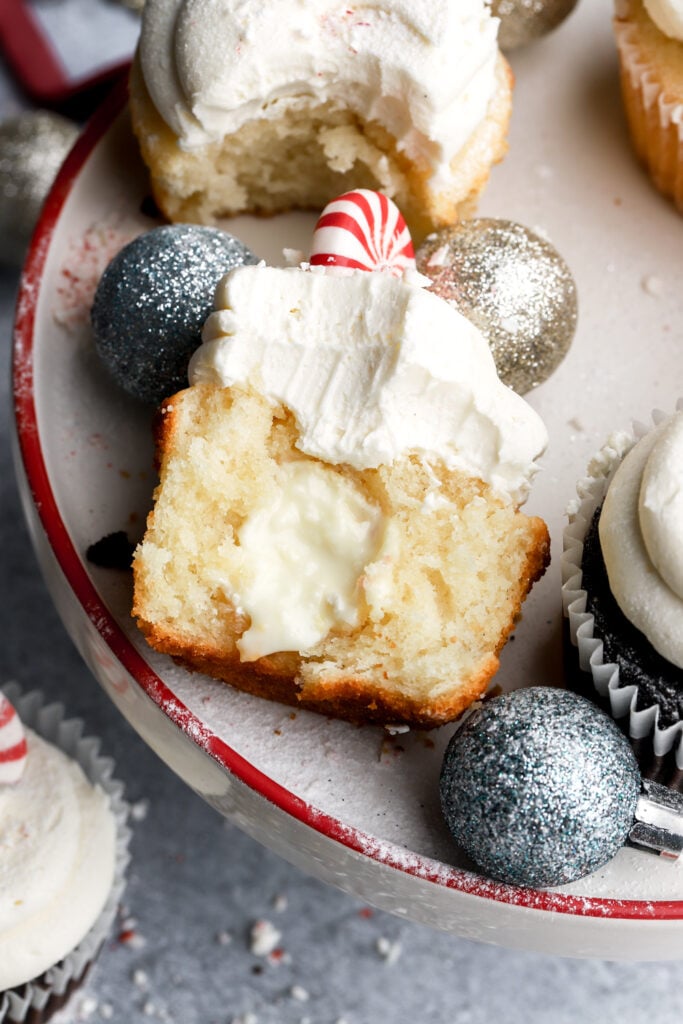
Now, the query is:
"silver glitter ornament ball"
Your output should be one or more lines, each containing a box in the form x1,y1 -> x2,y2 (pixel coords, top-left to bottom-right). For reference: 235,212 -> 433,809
491,0 -> 579,50
91,225 -> 259,404
416,219 -> 577,395
439,688 -> 641,888
0,111 -> 79,265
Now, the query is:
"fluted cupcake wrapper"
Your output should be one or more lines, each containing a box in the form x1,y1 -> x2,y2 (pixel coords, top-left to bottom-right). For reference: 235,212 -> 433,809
561,401 -> 683,770
614,6 -> 683,212
0,683 -> 131,1024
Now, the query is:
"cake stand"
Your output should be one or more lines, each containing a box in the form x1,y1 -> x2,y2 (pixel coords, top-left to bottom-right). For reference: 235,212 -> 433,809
12,0 -> 683,959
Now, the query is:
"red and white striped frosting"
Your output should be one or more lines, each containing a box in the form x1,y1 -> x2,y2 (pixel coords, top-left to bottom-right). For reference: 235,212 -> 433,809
0,692 -> 28,784
310,190 -> 416,277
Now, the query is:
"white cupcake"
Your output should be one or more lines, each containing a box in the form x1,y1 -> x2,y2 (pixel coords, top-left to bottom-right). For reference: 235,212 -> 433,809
0,684 -> 130,1024
614,0 -> 683,212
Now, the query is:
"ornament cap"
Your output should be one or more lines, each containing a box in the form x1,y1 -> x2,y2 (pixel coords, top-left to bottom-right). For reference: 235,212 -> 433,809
627,779 -> 683,860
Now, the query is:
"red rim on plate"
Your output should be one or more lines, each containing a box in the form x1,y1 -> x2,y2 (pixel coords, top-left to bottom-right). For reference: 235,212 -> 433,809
11,77 -> 683,924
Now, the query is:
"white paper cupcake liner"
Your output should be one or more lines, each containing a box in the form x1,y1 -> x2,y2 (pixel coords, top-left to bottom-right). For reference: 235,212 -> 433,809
561,401 -> 683,768
0,683 -> 131,1024
614,3 -> 683,211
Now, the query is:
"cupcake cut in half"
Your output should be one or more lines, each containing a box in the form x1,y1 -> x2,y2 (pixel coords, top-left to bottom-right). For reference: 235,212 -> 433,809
130,0 -> 512,242
133,264 -> 550,727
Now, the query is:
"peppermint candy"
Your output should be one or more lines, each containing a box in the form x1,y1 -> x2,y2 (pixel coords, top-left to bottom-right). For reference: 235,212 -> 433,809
0,692 -> 28,784
310,189 -> 415,277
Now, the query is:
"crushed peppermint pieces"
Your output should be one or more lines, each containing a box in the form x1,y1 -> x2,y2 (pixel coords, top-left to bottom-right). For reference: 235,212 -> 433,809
249,919 -> 282,957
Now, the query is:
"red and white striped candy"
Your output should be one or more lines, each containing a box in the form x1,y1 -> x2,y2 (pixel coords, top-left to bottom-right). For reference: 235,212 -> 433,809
309,189 -> 416,277
0,692 -> 28,785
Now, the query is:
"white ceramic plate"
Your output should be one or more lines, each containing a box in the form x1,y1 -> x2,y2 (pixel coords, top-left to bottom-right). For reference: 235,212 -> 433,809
13,0 -> 683,959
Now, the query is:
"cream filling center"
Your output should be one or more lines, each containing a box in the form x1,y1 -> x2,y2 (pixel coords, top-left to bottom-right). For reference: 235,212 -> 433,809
233,461 -> 386,660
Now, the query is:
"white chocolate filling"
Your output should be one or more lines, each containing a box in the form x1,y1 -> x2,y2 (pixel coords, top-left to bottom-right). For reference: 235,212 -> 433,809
232,461 -> 386,660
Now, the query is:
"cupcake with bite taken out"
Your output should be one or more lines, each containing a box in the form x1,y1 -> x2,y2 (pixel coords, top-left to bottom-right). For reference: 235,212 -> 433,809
0,685 -> 129,1024
129,0 -> 513,243
562,403 -> 683,781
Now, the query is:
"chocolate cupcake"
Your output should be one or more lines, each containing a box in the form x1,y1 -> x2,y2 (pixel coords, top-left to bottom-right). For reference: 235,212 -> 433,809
562,404 -> 683,782
0,684 -> 130,1024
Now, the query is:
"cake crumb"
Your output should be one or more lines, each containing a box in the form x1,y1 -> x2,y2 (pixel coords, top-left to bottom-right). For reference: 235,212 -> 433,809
641,274 -> 664,297
231,1014 -> 258,1024
384,723 -> 410,735
272,893 -> 288,912
133,969 -> 149,988
100,1005 -> 114,1021
535,163 -> 554,180
131,798 -> 150,822
283,247 -> 305,265
249,919 -> 282,957
216,929 -> 233,945
290,985 -> 310,1003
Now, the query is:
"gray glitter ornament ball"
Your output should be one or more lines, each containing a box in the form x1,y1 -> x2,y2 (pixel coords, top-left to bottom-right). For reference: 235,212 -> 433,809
491,0 -> 579,50
416,219 -> 577,395
0,111 -> 79,265
439,688 -> 641,888
91,224 -> 259,404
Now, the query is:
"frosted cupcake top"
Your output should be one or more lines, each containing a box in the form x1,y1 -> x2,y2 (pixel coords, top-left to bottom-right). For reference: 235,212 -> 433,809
139,0 -> 499,188
599,411 -> 683,669
644,0 -> 683,40
0,725 -> 116,990
190,264 -> 548,506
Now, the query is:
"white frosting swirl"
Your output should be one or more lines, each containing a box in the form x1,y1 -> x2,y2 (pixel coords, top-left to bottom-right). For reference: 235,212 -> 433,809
189,265 -> 548,506
139,0 -> 499,186
0,729 -> 116,990
644,0 -> 683,41
599,411 -> 683,669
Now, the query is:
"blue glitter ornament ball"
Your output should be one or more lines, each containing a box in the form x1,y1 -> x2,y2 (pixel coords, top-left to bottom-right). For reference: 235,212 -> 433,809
91,224 -> 259,404
439,688 -> 641,888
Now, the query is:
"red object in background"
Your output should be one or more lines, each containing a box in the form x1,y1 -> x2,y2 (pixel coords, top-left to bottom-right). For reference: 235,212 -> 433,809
0,0 -> 130,117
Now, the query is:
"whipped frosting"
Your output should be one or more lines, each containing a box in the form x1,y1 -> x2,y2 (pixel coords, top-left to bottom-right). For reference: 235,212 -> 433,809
0,728 -> 116,990
644,0 -> 683,41
599,411 -> 683,669
190,265 -> 548,505
139,0 -> 499,187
